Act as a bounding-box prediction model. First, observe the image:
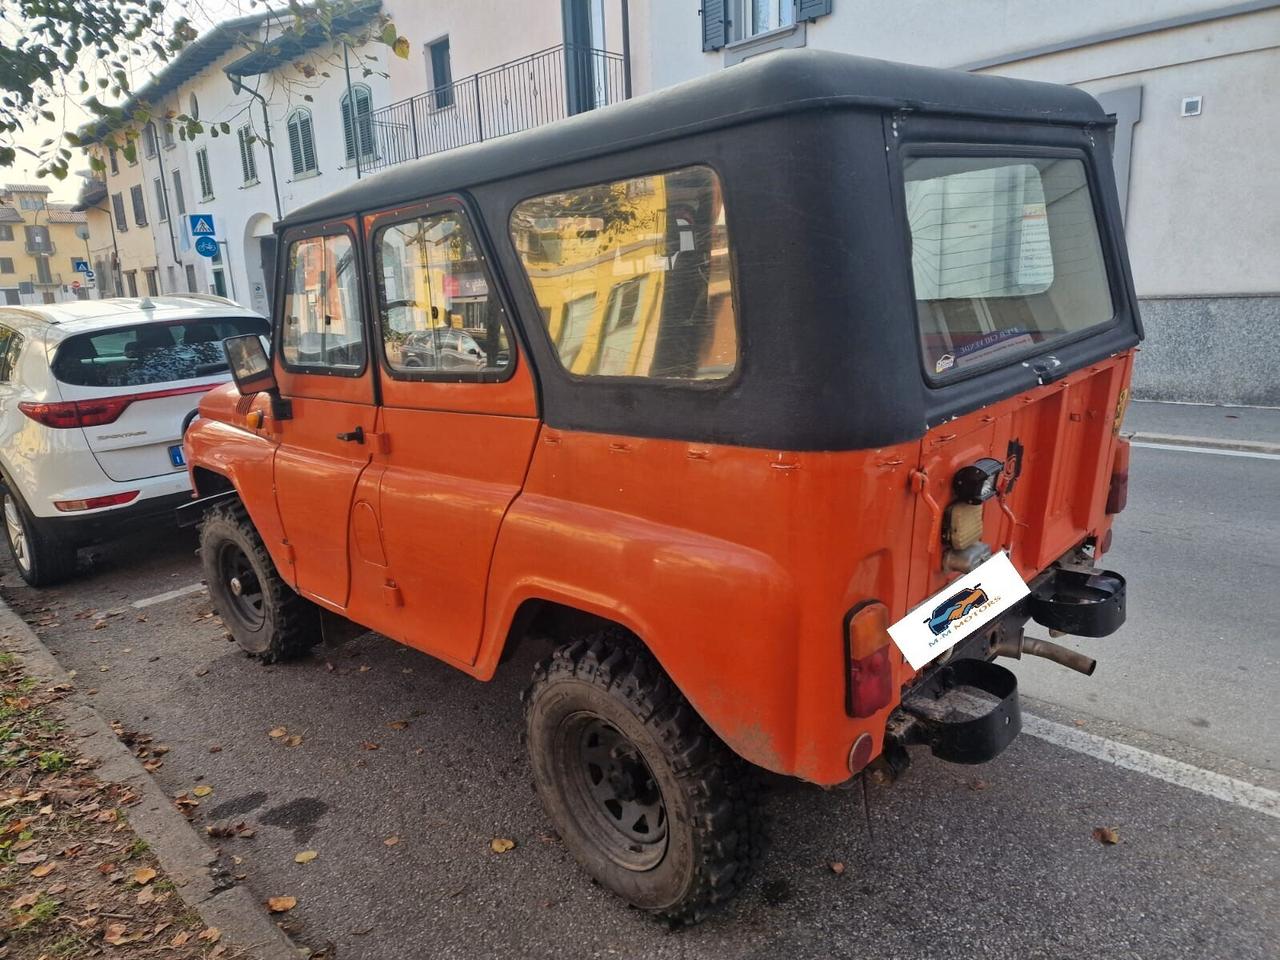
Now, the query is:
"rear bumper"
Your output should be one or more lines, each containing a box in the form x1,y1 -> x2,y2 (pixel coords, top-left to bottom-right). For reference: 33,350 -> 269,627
37,490 -> 193,547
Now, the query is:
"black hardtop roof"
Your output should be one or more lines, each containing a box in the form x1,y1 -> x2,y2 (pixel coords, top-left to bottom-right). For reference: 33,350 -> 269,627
282,48 -> 1108,229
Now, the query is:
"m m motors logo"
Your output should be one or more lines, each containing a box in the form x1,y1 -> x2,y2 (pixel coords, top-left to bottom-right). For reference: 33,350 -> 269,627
925,585 -> 993,638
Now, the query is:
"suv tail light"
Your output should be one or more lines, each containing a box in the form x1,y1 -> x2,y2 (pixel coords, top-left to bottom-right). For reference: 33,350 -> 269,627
845,601 -> 894,718
54,491 -> 139,512
20,398 -> 132,429
18,384 -> 215,430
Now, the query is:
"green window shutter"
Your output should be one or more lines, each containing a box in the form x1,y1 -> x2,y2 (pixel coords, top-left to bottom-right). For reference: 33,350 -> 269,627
701,0 -> 729,51
796,0 -> 833,21
287,115 -> 304,174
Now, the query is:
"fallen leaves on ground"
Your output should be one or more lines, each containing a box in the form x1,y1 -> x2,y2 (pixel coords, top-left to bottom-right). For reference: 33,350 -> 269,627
490,838 -> 516,854
0,648 -> 229,957
268,727 -> 288,739
294,850 -> 318,864
383,835 -> 400,846
267,895 -> 298,913
386,720 -> 409,730
192,784 -> 213,798
828,861 -> 846,876
1092,826 -> 1121,845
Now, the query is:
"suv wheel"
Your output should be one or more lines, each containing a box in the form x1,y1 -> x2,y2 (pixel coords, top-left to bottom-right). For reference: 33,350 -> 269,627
2,491 -> 78,587
523,630 -> 765,925
199,501 -> 319,662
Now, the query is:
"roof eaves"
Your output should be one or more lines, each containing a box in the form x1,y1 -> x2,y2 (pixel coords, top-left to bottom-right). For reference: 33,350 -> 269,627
224,0 -> 382,79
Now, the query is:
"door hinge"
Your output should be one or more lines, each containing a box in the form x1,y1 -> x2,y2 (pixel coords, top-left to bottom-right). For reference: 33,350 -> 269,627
383,580 -> 403,608
368,432 -> 390,455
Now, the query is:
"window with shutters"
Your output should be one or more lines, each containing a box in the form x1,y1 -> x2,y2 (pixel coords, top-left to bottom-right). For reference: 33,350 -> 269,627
34,256 -> 53,285
701,0 -> 832,51
153,177 -> 169,222
144,268 -> 158,296
0,258 -> 13,274
286,108 -> 318,176
195,147 -> 214,200
130,184 -> 148,226
0,225 -> 11,241
125,270 -> 138,297
108,147 -> 119,175
186,263 -> 198,293
237,125 -> 259,185
171,169 -> 187,217
341,84 -> 375,162
427,37 -> 454,110
143,123 -> 158,158
111,192 -> 128,232
162,121 -> 175,149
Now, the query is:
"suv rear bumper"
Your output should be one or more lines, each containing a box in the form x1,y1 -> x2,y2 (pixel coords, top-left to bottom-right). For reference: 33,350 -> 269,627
38,490 -> 193,547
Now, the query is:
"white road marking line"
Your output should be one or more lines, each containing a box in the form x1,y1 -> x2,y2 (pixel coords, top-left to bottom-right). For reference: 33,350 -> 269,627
1131,441 -> 1280,461
131,582 -> 207,609
1021,713 -> 1280,819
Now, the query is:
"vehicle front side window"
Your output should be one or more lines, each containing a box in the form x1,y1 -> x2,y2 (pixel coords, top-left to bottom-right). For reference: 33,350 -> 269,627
375,209 -> 510,377
281,234 -> 366,372
510,165 -> 738,380
904,155 -> 1114,380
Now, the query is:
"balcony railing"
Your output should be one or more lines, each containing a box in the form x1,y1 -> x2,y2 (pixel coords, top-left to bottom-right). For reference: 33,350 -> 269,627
364,43 -> 627,174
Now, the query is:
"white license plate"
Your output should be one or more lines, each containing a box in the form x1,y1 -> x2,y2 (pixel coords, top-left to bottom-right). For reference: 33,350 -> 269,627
888,551 -> 1030,670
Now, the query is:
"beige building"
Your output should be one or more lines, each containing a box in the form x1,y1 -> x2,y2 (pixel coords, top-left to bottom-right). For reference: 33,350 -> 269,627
0,185 -> 91,305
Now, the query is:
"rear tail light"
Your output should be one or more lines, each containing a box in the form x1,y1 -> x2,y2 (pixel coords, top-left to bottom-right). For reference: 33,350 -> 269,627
18,383 -> 215,430
53,491 -> 139,512
1106,437 -> 1130,515
845,601 -> 894,718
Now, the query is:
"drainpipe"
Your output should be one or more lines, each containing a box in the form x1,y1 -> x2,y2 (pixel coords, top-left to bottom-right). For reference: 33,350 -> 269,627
621,0 -> 632,99
231,76 -> 284,220
342,42 -> 362,180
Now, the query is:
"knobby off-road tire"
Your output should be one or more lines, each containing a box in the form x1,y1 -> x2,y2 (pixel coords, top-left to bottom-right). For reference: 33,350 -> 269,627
199,501 -> 319,663
523,630 -> 766,925
2,490 -> 77,588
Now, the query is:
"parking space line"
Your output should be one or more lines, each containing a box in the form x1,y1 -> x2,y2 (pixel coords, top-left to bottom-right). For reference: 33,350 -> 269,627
1130,441 -> 1280,461
132,583 -> 207,609
1022,714 -> 1279,819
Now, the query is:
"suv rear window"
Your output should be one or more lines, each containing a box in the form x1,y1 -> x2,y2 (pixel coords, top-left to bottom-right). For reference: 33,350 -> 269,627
510,165 -> 737,380
904,155 -> 1113,380
52,317 -> 269,388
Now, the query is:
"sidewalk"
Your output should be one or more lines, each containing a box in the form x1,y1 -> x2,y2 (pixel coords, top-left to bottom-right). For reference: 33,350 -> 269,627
1124,400 -> 1280,449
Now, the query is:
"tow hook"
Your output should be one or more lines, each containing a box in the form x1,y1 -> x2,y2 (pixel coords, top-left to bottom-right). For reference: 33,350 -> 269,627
993,633 -> 1096,676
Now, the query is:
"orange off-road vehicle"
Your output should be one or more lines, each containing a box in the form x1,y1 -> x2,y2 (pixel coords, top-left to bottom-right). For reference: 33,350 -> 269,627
183,50 -> 1137,922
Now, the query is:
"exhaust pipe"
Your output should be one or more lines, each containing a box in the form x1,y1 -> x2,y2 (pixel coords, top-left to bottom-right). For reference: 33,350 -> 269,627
993,634 -> 1096,676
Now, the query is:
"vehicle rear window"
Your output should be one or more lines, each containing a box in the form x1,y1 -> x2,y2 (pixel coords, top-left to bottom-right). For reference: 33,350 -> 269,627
509,165 -> 737,380
904,155 -> 1114,380
52,317 -> 269,388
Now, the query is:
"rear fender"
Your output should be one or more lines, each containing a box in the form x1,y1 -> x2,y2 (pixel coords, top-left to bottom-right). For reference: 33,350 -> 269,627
478,493 -> 800,776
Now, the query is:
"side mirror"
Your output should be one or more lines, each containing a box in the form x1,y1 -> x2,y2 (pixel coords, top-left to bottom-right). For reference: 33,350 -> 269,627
223,334 -> 276,396
223,334 -> 292,420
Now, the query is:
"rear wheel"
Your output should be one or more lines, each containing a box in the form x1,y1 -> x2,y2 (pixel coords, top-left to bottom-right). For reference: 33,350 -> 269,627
2,491 -> 78,587
199,501 -> 319,662
523,630 -> 765,925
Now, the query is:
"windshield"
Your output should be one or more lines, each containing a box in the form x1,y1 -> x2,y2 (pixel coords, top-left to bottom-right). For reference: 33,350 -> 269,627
52,317 -> 270,388
904,155 -> 1114,380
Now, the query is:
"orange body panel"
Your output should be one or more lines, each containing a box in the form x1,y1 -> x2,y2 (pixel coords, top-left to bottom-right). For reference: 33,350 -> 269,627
187,337 -> 1135,786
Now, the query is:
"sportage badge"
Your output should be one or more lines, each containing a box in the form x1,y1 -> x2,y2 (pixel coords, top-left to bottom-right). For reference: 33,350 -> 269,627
888,551 -> 1030,670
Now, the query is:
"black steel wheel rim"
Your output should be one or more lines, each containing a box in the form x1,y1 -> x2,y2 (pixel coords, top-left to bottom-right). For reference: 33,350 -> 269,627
557,713 -> 668,871
217,541 -> 265,630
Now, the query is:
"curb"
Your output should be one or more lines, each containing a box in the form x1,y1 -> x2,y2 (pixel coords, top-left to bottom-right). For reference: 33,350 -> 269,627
0,599 -> 303,960
1126,431 -> 1280,455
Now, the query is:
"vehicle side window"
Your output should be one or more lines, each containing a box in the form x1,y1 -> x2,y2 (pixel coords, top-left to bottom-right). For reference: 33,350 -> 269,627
0,326 -> 17,382
375,209 -> 511,377
281,233 -> 365,372
509,165 -> 737,380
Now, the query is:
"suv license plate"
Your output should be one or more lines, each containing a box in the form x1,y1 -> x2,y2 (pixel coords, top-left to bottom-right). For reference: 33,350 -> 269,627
888,551 -> 1030,670
168,444 -> 186,468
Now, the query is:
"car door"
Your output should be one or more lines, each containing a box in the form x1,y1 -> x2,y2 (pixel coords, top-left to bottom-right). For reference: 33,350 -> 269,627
355,197 -> 539,666
271,221 -> 378,608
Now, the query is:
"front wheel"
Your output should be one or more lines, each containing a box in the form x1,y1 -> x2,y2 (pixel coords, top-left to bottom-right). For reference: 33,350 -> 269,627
199,501 -> 319,662
2,491 -> 78,587
523,630 -> 765,925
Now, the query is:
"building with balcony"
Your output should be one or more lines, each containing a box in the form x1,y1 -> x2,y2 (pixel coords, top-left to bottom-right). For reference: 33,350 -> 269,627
0,185 -> 91,305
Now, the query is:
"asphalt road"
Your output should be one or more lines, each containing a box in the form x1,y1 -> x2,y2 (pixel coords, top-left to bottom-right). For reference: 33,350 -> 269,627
2,439 -> 1277,959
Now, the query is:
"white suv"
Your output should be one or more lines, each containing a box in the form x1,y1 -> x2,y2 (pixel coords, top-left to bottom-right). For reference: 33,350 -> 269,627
0,295 -> 268,586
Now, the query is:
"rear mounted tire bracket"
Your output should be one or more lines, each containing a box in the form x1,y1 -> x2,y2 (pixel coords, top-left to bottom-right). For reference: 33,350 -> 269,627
894,659 -> 1021,765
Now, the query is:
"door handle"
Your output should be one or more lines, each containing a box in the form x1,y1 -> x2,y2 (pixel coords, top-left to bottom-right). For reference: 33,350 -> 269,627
336,426 -> 365,444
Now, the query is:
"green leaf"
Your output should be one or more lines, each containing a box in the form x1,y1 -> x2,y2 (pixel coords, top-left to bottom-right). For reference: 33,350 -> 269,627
380,22 -> 397,46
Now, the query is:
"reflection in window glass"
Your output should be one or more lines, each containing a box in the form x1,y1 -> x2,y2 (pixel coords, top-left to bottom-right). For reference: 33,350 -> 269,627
510,165 -> 737,380
376,210 -> 510,376
281,234 -> 365,370
51,318 -> 268,387
905,156 -> 1113,379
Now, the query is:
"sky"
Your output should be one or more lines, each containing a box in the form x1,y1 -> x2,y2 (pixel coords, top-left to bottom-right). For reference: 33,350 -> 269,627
3,0 -> 253,201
